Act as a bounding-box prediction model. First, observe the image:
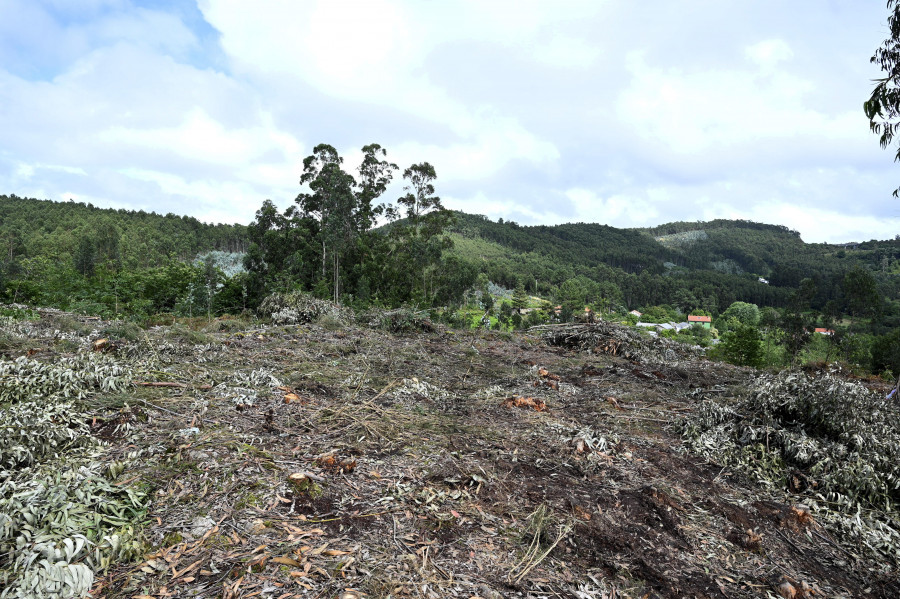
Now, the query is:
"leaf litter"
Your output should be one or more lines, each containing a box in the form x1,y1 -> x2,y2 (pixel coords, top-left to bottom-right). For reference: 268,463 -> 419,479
0,313 -> 898,598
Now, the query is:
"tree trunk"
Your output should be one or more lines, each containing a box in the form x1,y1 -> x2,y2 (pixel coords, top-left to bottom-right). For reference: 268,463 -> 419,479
333,253 -> 340,303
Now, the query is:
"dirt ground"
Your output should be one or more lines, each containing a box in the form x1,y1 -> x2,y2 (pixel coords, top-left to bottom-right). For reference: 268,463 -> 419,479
12,313 -> 900,599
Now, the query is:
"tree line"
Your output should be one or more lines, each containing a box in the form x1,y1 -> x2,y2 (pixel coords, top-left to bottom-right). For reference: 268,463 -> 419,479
0,150 -> 896,377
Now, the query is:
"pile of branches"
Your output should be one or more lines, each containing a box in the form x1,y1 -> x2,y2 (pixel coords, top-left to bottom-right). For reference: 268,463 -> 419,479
257,292 -> 353,326
535,322 -> 701,362
679,369 -> 900,564
361,307 -> 436,334
0,345 -> 148,598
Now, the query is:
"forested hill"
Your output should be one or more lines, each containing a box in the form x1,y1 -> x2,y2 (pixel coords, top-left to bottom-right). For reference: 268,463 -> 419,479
0,194 -> 897,329
447,211 -> 899,315
0,194 -> 247,269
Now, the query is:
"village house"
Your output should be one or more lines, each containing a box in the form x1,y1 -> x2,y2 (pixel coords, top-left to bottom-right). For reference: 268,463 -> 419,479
687,315 -> 712,329
814,328 -> 835,335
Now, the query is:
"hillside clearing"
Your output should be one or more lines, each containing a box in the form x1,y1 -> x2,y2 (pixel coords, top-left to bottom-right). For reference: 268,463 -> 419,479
1,309 -> 898,599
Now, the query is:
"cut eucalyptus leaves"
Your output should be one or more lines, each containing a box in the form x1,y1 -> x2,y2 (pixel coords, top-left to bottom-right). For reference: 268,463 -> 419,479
679,369 -> 900,565
0,349 -> 149,599
0,353 -> 131,404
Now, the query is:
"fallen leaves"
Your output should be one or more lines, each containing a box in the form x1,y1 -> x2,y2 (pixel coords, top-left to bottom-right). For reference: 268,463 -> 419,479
501,396 -> 547,412
272,556 -> 303,567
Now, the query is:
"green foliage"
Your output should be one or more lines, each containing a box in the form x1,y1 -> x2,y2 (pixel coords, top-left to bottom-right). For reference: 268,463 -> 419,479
865,0 -> 900,196
162,324 -> 214,346
720,301 -> 760,327
101,321 -> 144,342
872,328 -> 900,375
717,324 -> 763,368
844,265 -> 882,323
0,192 -> 897,383
678,323 -> 713,347
512,281 -> 528,310
638,304 -> 679,324
73,236 -> 95,278
555,277 -> 596,319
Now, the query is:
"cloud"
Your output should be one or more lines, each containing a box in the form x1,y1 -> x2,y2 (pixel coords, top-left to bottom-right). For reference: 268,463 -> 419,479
200,0 -> 568,178
744,39 -> 794,69
0,0 -> 896,245
0,1 -> 199,78
0,40 -> 306,223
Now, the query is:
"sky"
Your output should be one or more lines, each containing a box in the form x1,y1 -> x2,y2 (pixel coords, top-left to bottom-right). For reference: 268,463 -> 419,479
1,0 -> 899,243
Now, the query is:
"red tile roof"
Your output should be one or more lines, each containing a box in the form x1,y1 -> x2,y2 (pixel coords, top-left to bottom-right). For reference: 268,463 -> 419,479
688,315 -> 711,323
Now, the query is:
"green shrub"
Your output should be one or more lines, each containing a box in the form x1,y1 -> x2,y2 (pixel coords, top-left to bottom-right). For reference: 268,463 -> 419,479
718,324 -> 763,368
102,321 -> 144,342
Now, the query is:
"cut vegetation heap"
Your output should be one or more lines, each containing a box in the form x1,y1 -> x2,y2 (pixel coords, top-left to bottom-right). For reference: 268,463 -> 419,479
1,340 -> 147,599
680,369 -> 900,565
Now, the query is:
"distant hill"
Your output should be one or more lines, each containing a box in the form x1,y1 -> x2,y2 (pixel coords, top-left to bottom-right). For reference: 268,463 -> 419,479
446,212 -> 900,314
1,194 -> 896,320
0,194 -> 248,269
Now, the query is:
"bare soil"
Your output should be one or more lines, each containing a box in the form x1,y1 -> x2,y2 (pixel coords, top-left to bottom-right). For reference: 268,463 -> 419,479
48,318 -> 900,598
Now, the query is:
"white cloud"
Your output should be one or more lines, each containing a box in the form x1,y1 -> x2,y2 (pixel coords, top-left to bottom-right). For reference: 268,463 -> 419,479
200,0 -> 567,178
533,36 -> 602,69
0,0 -> 896,245
615,50 -> 874,177
98,107 -> 303,169
565,187 -> 660,225
0,41 -> 306,224
744,39 -> 794,69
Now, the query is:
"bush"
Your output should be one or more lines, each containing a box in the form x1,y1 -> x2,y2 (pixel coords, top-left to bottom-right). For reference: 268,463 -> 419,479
679,323 -> 712,347
164,324 -> 214,345
872,328 -> 900,376
718,324 -> 763,368
101,321 -> 144,342
363,307 -> 435,334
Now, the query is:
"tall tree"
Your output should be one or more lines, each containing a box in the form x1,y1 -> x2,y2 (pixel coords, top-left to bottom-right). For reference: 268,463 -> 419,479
297,144 -> 357,302
356,144 -> 397,232
720,324 -> 764,368
781,278 -> 816,365
388,162 -> 453,301
73,236 -> 96,278
843,265 -> 881,331
865,0 -> 900,195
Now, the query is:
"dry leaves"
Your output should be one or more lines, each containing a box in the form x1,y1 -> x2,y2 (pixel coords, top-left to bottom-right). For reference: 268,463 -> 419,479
501,396 -> 547,412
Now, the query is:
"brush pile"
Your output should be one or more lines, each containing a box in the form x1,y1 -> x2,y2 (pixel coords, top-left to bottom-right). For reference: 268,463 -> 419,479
535,322 -> 702,362
680,369 -> 900,565
0,348 -> 148,599
257,291 -> 353,325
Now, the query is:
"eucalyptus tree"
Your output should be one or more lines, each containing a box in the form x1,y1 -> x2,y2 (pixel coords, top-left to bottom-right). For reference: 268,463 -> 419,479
356,143 -> 397,232
296,144 -> 358,302
866,0 -> 900,195
388,162 -> 453,300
